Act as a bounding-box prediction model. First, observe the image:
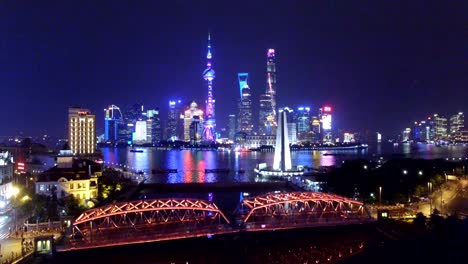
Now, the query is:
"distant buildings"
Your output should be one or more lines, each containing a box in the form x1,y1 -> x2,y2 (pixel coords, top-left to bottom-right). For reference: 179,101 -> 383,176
403,112 -> 465,143
68,107 -> 96,155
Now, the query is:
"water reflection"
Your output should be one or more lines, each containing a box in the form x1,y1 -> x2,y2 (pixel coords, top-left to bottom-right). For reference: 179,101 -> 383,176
101,144 -> 468,184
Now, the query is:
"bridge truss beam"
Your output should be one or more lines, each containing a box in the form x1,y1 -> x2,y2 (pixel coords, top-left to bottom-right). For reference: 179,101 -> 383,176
239,192 -> 370,223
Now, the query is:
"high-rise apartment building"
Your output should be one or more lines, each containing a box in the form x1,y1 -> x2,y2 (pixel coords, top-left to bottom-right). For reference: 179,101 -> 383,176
69,107 -> 96,155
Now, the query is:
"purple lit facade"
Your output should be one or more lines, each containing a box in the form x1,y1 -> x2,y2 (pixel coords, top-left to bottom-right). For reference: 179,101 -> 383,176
203,33 -> 216,141
259,49 -> 277,135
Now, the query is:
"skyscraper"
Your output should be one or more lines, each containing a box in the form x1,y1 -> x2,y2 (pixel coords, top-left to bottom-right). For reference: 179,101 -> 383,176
259,49 -> 277,135
184,102 -> 204,142
166,100 -> 184,140
320,106 -> 333,144
283,107 -> 297,144
237,73 -> 249,99
228,114 -> 236,140
449,112 -> 464,136
433,114 -> 448,140
104,105 -> 122,144
296,107 -> 311,142
145,108 -> 162,144
202,33 -> 216,141
68,107 -> 96,155
238,85 -> 253,134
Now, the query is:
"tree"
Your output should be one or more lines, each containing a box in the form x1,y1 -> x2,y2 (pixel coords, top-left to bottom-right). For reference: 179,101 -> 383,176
60,195 -> 84,217
414,185 -> 426,198
413,212 -> 427,228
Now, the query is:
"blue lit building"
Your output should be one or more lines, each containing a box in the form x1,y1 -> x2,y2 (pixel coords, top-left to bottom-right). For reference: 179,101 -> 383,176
237,73 -> 249,99
104,105 -> 122,144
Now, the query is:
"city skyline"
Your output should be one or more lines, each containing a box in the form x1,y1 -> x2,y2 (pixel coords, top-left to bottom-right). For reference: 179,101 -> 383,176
1,1 -> 466,138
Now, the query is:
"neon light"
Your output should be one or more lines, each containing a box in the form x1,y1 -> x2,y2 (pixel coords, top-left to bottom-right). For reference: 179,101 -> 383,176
324,106 -> 332,112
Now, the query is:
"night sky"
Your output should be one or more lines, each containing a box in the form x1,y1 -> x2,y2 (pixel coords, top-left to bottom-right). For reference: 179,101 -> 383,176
0,1 -> 466,138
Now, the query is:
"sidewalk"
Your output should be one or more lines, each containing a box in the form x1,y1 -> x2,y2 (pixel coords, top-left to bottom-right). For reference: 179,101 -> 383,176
0,239 -> 33,264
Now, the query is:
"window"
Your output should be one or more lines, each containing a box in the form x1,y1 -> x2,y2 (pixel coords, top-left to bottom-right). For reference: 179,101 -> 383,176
70,183 -> 74,189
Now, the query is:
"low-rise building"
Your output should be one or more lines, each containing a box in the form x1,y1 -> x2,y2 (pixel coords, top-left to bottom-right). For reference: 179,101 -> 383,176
35,155 -> 101,202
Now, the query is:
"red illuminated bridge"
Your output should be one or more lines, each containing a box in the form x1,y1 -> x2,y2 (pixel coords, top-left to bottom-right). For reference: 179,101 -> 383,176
65,192 -> 372,251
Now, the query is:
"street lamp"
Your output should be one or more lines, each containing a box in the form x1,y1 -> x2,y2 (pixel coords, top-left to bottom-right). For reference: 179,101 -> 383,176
8,186 -> 20,232
379,186 -> 382,205
403,170 -> 408,175
428,182 -> 433,214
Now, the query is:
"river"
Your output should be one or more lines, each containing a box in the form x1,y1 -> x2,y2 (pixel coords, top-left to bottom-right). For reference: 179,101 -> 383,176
101,143 -> 468,184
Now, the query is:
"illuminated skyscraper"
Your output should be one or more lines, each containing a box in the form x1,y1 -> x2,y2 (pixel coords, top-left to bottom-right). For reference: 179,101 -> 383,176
104,105 -> 123,144
166,100 -> 183,140
145,108 -> 162,144
68,107 -> 96,155
296,107 -> 311,142
237,73 -> 249,98
433,114 -> 448,140
238,85 -> 253,134
202,33 -> 216,141
449,112 -> 464,136
283,107 -> 297,144
320,106 -> 333,144
184,102 -> 204,142
259,49 -> 277,135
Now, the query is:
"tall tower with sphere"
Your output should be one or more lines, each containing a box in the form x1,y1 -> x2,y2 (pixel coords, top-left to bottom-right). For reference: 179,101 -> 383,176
203,33 -> 216,141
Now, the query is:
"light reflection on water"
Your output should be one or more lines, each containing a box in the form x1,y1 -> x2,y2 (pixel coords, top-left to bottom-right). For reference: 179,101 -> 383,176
101,143 -> 467,184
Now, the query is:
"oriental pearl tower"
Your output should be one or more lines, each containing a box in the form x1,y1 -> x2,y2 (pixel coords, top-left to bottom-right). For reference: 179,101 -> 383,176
203,33 -> 216,141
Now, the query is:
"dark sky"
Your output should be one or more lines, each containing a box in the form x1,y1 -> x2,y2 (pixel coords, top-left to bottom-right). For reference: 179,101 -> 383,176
0,0 -> 466,138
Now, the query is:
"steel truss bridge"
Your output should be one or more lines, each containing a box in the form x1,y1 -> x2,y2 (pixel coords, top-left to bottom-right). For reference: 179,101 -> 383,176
67,192 -> 372,250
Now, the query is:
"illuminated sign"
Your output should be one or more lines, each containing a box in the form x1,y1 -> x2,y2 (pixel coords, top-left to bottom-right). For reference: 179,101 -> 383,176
321,114 -> 332,130
17,162 -> 25,173
323,106 -> 332,112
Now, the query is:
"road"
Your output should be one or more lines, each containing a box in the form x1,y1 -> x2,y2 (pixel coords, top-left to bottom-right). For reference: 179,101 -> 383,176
0,211 -> 31,263
419,178 -> 468,216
